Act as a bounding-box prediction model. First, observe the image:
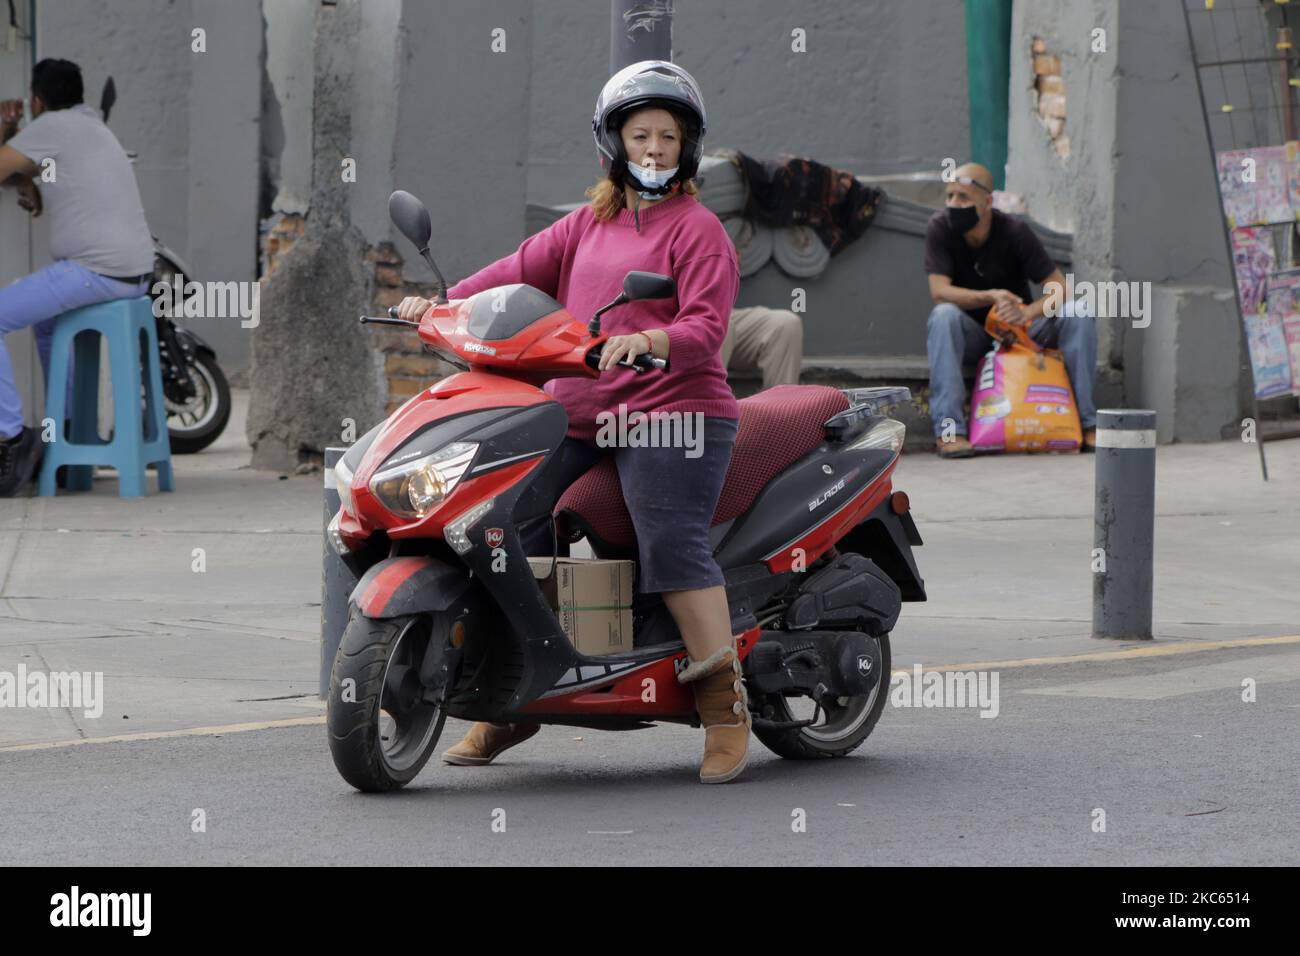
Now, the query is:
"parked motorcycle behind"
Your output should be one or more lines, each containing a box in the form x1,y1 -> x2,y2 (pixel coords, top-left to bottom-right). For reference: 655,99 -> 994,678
323,190 -> 926,792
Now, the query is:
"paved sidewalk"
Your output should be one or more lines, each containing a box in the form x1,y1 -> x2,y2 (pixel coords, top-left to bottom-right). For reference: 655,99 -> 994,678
1,388 -> 1297,748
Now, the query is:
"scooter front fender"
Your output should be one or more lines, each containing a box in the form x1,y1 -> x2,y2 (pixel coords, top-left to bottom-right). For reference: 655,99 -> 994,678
350,555 -> 471,619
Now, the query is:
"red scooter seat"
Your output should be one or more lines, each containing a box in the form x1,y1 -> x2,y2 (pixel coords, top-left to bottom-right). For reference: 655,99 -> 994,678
554,384 -> 851,551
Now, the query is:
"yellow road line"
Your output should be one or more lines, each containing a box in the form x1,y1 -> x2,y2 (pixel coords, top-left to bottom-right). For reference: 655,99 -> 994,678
0,714 -> 325,753
4,635 -> 1298,753
891,634 -> 1300,675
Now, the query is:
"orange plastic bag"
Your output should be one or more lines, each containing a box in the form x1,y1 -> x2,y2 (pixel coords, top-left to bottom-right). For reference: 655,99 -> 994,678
968,311 -> 1082,453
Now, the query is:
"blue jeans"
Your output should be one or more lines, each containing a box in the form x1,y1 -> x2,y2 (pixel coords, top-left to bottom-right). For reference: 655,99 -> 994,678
925,299 -> 1097,436
0,260 -> 150,439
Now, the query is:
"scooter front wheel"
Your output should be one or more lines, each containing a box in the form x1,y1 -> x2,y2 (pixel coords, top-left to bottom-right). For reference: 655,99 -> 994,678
327,609 -> 447,792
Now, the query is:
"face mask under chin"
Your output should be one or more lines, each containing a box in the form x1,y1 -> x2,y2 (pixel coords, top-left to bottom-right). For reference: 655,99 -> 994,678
626,159 -> 680,198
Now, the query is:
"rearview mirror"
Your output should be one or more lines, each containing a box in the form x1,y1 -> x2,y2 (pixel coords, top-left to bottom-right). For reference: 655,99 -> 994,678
388,190 -> 432,251
623,271 -> 675,302
100,77 -> 117,123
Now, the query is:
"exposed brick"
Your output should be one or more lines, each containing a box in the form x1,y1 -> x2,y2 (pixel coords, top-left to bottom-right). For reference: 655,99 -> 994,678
1047,116 -> 1065,138
1036,74 -> 1066,96
365,328 -> 418,352
365,241 -> 401,265
1038,93 -> 1067,119
1031,36 -> 1047,54
1053,133 -> 1071,158
372,287 -> 407,309
386,352 -> 437,377
387,376 -> 426,400
1034,54 -> 1061,76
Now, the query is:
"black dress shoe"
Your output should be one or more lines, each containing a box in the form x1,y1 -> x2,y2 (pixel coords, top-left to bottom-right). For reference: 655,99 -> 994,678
0,428 -> 42,497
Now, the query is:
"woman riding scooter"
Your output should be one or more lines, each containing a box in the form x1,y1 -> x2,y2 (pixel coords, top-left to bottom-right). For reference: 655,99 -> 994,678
396,61 -> 751,784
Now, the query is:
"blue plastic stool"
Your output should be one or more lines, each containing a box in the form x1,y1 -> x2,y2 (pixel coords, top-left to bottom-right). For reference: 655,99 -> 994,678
37,296 -> 174,497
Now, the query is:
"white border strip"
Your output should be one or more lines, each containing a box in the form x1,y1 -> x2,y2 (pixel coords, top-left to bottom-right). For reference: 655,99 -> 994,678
1096,428 -> 1156,449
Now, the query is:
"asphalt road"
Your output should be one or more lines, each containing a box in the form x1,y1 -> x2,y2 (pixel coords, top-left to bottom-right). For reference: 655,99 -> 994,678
2,641 -> 1296,866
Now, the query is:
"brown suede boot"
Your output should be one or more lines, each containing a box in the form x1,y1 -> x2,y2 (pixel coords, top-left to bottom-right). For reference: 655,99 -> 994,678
677,641 -> 751,784
441,721 -> 540,766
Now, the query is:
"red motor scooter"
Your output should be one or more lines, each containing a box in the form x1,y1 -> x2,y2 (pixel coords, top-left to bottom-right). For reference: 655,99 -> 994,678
325,190 -> 925,792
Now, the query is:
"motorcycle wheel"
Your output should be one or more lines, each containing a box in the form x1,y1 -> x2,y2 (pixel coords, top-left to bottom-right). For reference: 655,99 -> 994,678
166,350 -> 231,454
752,632 -> 891,759
327,609 -> 448,792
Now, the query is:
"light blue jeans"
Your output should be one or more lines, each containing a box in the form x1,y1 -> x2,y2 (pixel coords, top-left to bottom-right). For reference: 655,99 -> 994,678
925,299 -> 1097,436
0,260 -> 150,439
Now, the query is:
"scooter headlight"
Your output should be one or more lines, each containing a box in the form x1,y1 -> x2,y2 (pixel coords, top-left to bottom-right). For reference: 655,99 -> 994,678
368,442 -> 478,519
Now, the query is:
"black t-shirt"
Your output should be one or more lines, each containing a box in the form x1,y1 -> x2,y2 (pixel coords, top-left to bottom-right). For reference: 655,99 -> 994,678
924,209 -> 1058,321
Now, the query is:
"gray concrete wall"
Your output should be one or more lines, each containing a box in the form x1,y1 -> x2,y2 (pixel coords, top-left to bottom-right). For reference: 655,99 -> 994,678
188,0 -> 262,370
0,2 -> 38,428
1139,286 -> 1241,443
524,0 -> 971,209
393,0 -> 533,283
346,0 -> 401,244
1112,1 -> 1232,291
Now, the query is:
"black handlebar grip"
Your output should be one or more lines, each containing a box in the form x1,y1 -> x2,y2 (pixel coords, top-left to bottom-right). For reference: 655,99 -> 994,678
630,352 -> 668,373
584,343 -> 669,373
388,306 -> 400,319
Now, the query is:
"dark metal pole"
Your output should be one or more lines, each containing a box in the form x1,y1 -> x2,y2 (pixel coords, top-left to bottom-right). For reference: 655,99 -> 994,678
610,0 -> 673,75
1092,409 -> 1156,641
321,447 -> 351,697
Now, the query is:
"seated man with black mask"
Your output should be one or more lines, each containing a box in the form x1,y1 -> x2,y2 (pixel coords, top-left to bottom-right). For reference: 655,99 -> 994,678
923,162 -> 1097,459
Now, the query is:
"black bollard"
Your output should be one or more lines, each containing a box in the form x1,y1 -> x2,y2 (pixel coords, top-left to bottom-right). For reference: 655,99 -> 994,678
321,447 -> 353,697
1092,409 -> 1157,641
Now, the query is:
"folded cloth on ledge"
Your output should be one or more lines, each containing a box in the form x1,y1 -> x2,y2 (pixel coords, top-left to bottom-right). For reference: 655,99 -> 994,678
722,149 -> 885,256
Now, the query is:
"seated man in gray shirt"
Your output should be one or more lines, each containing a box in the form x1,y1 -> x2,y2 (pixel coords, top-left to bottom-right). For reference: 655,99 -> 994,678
0,58 -> 155,495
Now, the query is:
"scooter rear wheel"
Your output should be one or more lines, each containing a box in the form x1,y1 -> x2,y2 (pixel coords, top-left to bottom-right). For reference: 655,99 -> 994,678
753,632 -> 891,759
327,609 -> 447,792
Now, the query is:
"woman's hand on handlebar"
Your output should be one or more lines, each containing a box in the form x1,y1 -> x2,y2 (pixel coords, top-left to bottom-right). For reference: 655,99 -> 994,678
396,296 -> 431,322
597,332 -> 652,371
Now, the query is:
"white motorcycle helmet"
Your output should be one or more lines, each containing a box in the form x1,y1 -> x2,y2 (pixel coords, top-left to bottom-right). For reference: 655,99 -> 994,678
592,60 -> 707,194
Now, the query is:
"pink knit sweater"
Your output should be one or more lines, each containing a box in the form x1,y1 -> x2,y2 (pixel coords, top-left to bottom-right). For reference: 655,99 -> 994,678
446,191 -> 740,439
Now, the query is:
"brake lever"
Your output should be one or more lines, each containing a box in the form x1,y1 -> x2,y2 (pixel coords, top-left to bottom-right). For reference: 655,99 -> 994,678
358,304 -> 421,329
